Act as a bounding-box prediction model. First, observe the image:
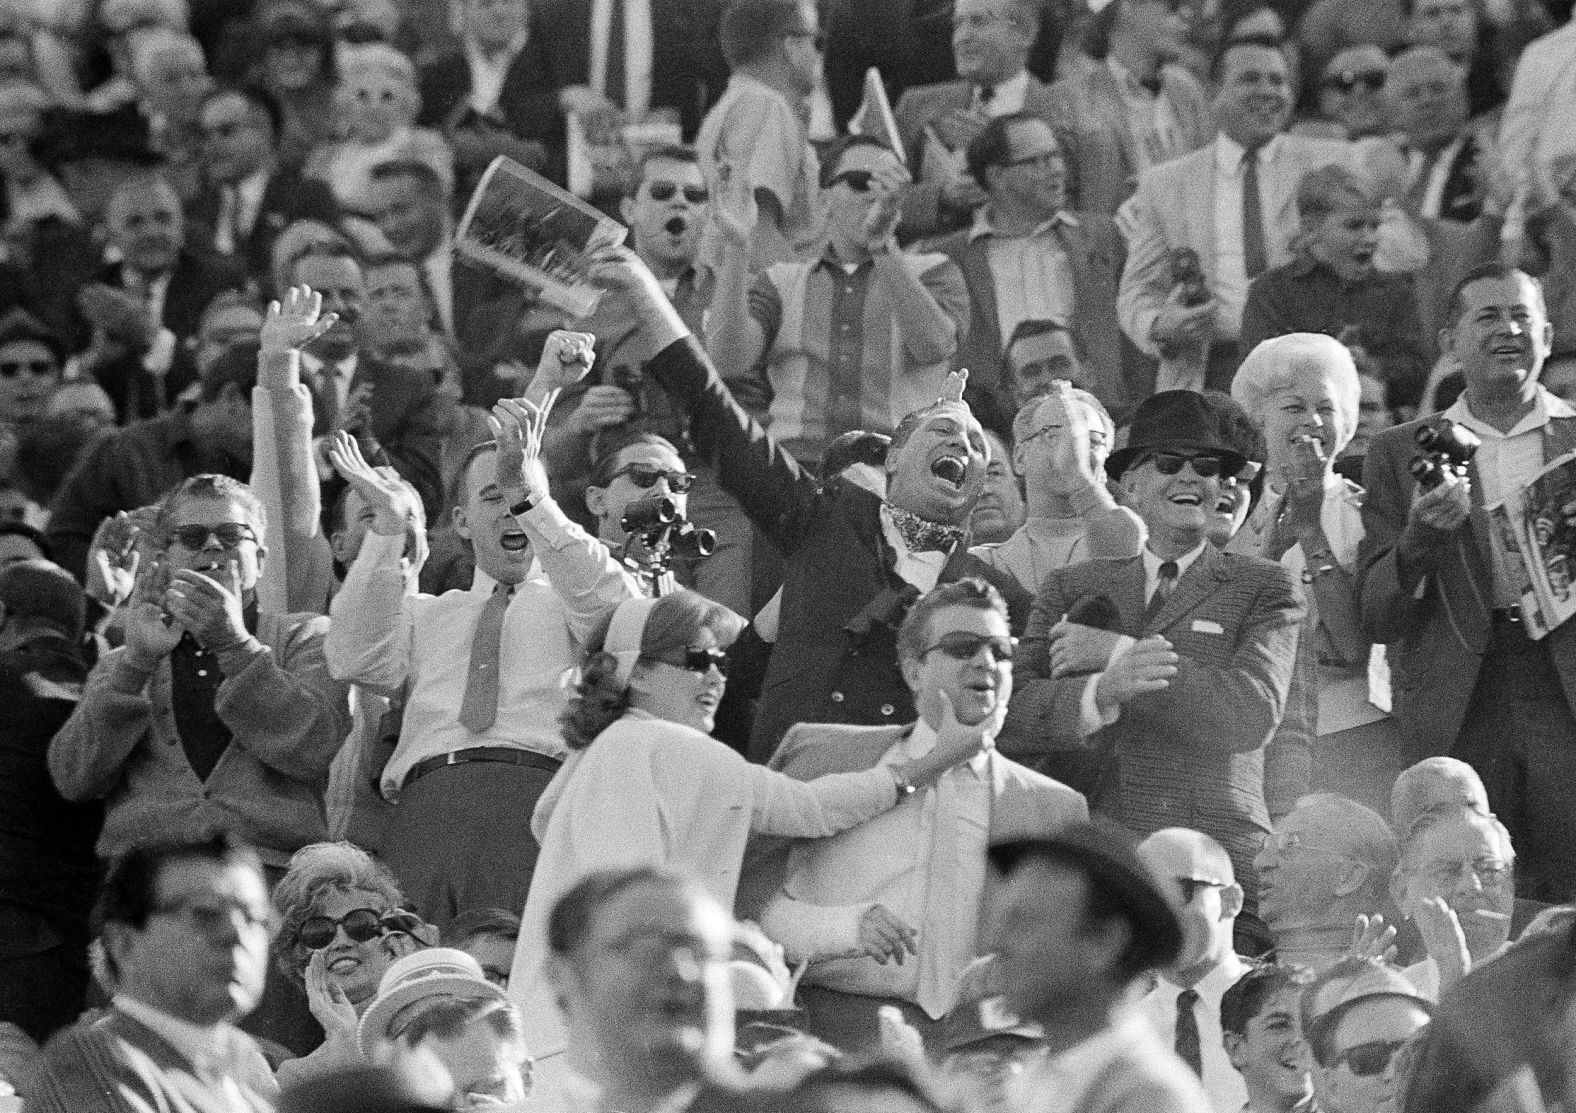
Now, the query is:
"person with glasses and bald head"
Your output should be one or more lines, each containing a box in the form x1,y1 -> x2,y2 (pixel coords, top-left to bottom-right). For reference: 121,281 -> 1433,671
49,473 -> 351,877
1254,793 -> 1399,972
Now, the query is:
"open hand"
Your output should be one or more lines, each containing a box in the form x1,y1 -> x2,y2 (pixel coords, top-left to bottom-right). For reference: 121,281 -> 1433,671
1043,381 -> 1101,496
261,285 -> 338,355
1095,636 -> 1177,711
306,950 -> 362,1049
1347,913 -> 1399,964
1414,896 -> 1471,991
327,431 -> 420,537
86,511 -> 143,607
858,904 -> 919,965
164,565 -> 249,652
123,561 -> 181,664
1048,621 -> 1125,678
489,397 -> 551,507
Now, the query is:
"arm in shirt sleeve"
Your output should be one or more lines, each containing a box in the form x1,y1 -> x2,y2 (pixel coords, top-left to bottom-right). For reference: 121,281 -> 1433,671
326,530 -> 416,695
214,616 -> 351,781
760,893 -> 872,964
48,650 -> 158,801
1116,184 -> 1174,361
880,253 -> 965,368
515,495 -> 640,646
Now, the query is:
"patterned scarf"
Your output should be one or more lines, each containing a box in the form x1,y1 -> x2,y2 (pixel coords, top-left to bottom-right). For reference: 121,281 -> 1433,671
887,504 -> 965,554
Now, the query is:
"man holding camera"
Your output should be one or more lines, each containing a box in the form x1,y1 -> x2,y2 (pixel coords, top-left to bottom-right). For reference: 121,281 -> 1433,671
1358,262 -> 1576,901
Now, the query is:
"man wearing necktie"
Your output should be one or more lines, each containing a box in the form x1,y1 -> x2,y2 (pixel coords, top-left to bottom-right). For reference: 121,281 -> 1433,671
326,332 -> 642,925
1117,37 -> 1353,392
739,578 -> 1088,1052
1006,390 -> 1304,911
1137,829 -> 1254,1113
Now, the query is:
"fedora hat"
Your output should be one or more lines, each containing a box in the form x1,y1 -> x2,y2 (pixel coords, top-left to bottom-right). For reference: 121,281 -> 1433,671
357,948 -> 511,1057
1103,390 -> 1251,481
990,821 -> 1184,976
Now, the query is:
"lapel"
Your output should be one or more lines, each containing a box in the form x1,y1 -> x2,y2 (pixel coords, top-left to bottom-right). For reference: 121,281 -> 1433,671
1102,556 -> 1148,636
1147,543 -> 1224,634
1265,142 -> 1302,240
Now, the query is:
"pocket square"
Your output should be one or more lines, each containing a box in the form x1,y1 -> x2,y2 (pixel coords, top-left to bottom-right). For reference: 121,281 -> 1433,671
1191,619 -> 1224,634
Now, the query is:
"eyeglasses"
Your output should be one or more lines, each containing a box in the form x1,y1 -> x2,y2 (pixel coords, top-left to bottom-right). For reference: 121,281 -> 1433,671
655,646 -> 730,676
610,463 -> 695,493
1000,151 -> 1065,172
154,896 -> 275,938
1144,451 -> 1237,480
646,181 -> 709,204
1175,877 -> 1229,903
1332,1039 -> 1407,1077
1419,858 -> 1513,890
295,907 -> 417,950
168,523 -> 258,551
1259,830 -> 1354,861
827,169 -> 876,193
922,632 -> 1016,663
1324,70 -> 1386,94
0,359 -> 57,378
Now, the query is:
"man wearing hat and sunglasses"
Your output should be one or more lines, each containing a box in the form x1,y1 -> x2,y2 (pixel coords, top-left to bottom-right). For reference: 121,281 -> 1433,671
987,823 -> 1213,1113
1004,389 -> 1304,914
1300,957 -> 1432,1113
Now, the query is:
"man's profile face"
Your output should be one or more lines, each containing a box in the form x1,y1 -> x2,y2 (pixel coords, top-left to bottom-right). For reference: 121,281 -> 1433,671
1448,273 -> 1551,399
200,93 -> 275,184
1253,806 -> 1359,933
108,178 -> 185,275
971,430 -> 1025,544
622,157 -> 708,271
369,173 -> 447,261
952,0 -> 1034,87
556,881 -> 733,1068
111,854 -> 272,1027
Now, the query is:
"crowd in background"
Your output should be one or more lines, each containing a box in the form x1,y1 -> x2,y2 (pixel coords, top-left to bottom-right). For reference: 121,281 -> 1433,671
7,0 -> 1576,1112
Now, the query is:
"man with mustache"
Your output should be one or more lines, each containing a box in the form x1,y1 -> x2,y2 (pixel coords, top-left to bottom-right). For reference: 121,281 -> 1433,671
739,579 -> 1087,1051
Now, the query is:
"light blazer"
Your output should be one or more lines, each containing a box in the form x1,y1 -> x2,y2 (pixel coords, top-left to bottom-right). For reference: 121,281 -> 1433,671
932,211 -> 1129,417
892,74 -> 1067,237
1116,135 -> 1352,358
1047,61 -> 1216,217
31,1008 -> 276,1113
1357,410 -> 1576,755
736,720 -> 1088,925
1001,544 -> 1303,888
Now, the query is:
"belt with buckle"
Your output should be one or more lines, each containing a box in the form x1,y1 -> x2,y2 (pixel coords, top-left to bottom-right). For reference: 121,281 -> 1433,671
403,746 -> 563,792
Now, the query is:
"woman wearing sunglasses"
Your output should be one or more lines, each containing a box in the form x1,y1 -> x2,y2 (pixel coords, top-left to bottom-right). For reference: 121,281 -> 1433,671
272,842 -> 434,1086
508,589 -> 988,1054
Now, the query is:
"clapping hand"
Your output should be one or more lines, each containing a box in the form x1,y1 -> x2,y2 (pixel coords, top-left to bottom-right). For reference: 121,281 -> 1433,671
1043,381 -> 1101,496
164,564 -> 249,653
1048,620 -> 1126,678
1347,913 -> 1399,964
1414,897 -> 1472,991
327,431 -> 421,538
86,510 -> 143,608
260,285 -> 338,355
122,560 -> 180,665
862,162 -> 910,252
1272,434 -> 1329,545
1095,636 -> 1178,711
305,949 -> 361,1051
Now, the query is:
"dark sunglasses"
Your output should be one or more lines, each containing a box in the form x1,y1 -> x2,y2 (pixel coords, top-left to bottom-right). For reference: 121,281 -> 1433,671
168,523 -> 258,551
922,632 -> 1016,663
1145,451 -> 1236,480
0,359 -> 56,378
296,907 -> 416,950
1333,1039 -> 1407,1077
612,463 -> 695,492
647,181 -> 709,204
827,169 -> 876,193
657,647 -> 729,675
1324,70 -> 1386,94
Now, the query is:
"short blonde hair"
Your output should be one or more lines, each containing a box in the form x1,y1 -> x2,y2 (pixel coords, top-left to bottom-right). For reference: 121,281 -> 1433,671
1232,333 -> 1361,454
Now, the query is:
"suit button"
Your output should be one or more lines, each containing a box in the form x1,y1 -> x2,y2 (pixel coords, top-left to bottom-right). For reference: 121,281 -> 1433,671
880,704 -> 895,716
830,691 -> 845,703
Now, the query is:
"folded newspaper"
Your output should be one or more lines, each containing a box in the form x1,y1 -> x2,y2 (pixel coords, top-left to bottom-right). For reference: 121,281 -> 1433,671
1490,449 -> 1576,639
455,156 -> 628,318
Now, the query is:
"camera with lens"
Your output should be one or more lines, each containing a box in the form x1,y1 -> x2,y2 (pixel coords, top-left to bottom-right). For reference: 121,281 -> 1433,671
620,496 -> 716,588
1169,247 -> 1211,308
1409,419 -> 1481,490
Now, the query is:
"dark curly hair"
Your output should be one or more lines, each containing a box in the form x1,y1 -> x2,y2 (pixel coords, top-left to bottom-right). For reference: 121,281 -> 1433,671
560,590 -> 745,749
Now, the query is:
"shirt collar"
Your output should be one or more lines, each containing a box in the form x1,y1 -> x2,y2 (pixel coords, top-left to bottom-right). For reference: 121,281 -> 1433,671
114,995 -> 234,1073
464,28 -> 528,65
903,713 -> 993,773
1445,385 -> 1576,440
1214,132 -> 1282,172
967,206 -> 1078,242
977,69 -> 1030,108
1161,951 -> 1251,996
1143,541 -> 1207,581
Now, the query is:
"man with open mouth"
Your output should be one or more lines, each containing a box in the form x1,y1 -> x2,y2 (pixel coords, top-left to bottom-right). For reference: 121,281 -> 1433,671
1006,388 -> 1303,923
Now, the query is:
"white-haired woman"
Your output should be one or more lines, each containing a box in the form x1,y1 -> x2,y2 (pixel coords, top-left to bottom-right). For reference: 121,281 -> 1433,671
508,589 -> 988,1065
1230,332 -> 1398,816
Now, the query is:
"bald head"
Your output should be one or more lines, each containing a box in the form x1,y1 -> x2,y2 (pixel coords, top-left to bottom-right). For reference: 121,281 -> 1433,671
1391,757 -> 1489,835
1139,827 -> 1236,886
1141,828 -> 1242,978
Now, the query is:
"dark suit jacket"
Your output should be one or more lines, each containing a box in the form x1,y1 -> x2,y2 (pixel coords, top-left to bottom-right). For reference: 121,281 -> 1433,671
308,353 -> 446,520
1357,409 -> 1576,756
1002,545 -> 1303,890
932,211 -> 1129,418
31,1007 -> 275,1113
643,336 -> 1031,761
187,168 -> 341,291
892,75 -> 1065,238
418,40 -> 569,175
737,721 -> 1088,924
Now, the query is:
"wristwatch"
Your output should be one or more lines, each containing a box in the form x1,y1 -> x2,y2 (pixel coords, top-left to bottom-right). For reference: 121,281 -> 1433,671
891,766 -> 918,804
508,491 -> 538,517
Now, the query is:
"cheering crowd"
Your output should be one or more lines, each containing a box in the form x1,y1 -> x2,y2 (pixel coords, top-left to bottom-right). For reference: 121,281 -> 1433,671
6,0 -> 1576,1111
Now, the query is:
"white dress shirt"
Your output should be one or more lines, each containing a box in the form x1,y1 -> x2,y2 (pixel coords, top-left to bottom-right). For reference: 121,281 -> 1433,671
1138,954 -> 1252,1113
1212,133 -> 1282,339
1106,57 -> 1185,172
1406,133 -> 1468,221
214,169 -> 269,255
464,31 -> 528,117
589,0 -> 654,118
973,69 -> 1030,116
1446,386 -> 1576,607
761,717 -> 994,1017
423,244 -> 455,336
970,208 -> 1078,343
300,351 -> 357,417
325,498 -> 638,797
1014,1009 -> 1210,1113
